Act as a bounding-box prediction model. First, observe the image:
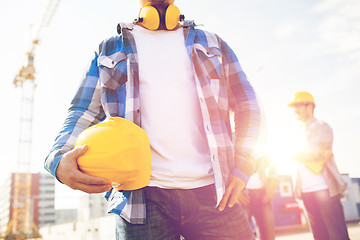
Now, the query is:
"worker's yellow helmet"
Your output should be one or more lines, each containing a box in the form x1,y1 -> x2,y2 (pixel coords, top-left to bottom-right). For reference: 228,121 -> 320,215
74,117 -> 151,191
288,91 -> 316,107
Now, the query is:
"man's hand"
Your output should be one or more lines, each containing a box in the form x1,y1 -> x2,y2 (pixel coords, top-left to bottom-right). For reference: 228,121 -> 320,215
218,174 -> 246,211
293,152 -> 307,163
56,145 -> 112,194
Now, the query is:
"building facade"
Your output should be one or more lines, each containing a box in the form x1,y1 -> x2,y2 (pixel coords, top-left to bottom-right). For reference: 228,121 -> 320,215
55,209 -> 77,225
77,194 -> 108,221
0,176 -> 12,235
40,215 -> 115,240
0,172 -> 55,237
38,173 -> 56,227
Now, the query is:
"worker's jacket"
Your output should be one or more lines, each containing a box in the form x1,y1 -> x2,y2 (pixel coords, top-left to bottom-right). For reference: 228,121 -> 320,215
44,21 -> 261,224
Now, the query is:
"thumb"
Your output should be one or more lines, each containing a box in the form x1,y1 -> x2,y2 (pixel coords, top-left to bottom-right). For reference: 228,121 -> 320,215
72,144 -> 88,158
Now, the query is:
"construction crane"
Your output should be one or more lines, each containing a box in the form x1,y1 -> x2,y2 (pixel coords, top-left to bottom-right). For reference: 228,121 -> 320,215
2,1 -> 61,239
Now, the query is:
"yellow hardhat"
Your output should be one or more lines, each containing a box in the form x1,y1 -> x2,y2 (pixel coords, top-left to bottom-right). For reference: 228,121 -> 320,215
74,117 -> 151,191
288,91 -> 316,107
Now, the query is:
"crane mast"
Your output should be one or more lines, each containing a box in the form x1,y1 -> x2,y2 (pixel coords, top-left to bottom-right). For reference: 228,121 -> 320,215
3,1 -> 61,239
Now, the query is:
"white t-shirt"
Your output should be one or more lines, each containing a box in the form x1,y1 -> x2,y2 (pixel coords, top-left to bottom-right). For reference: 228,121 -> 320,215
132,25 -> 214,189
297,119 -> 328,193
299,164 -> 328,192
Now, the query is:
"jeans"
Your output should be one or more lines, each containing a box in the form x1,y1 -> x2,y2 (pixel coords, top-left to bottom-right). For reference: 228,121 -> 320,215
246,188 -> 275,240
302,189 -> 350,240
116,184 -> 254,240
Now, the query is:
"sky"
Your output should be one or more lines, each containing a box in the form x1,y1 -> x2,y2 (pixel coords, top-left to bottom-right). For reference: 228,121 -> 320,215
0,0 -> 359,209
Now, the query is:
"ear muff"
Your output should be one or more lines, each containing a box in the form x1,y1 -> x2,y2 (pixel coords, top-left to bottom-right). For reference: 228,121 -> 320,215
138,6 -> 160,31
135,4 -> 184,31
165,4 -> 181,30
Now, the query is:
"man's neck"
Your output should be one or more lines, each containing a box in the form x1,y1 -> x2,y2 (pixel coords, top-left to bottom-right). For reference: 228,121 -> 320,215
302,116 -> 314,125
137,22 -> 181,31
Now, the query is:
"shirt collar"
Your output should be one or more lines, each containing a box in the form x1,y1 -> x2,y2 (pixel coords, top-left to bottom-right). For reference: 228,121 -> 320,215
304,117 -> 316,129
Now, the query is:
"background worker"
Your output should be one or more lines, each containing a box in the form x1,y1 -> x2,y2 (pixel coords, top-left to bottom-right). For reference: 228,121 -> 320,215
238,154 -> 278,240
44,0 -> 262,239
288,91 -> 349,240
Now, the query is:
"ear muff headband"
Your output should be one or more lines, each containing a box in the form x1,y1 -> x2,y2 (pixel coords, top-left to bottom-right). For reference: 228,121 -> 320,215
135,4 -> 184,30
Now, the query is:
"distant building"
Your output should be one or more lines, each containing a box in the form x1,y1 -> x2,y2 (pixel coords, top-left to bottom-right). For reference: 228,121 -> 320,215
40,194 -> 112,239
0,172 -> 55,237
77,193 -> 108,221
38,173 -> 56,227
0,175 -> 12,234
351,178 -> 360,218
40,215 -> 115,240
342,176 -> 360,221
55,209 -> 77,224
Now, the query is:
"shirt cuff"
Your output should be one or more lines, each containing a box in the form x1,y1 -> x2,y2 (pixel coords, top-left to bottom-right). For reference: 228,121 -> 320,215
230,168 -> 250,183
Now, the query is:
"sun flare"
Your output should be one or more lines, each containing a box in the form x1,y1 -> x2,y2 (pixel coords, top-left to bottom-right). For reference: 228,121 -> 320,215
267,122 -> 301,176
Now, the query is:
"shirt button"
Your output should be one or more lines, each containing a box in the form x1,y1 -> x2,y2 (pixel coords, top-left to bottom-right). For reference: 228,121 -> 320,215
136,109 -> 140,113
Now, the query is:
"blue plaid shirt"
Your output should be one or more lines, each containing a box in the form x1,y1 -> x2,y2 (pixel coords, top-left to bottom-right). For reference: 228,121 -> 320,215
45,21 -> 261,224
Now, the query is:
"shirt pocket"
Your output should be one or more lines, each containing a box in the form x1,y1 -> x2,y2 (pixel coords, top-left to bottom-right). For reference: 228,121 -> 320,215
194,44 -> 223,100
194,44 -> 222,80
98,51 -> 128,89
